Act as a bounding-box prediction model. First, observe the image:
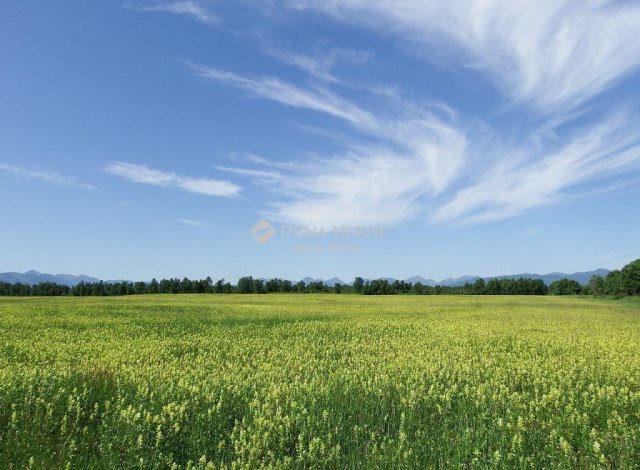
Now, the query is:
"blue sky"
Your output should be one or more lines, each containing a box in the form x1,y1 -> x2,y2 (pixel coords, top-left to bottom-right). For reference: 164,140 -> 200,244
1,0 -> 640,283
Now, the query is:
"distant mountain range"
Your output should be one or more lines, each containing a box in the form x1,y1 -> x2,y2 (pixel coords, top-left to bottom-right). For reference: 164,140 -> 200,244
481,269 -> 611,287
0,268 -> 612,288
0,270 -> 127,287
300,269 -> 611,287
300,277 -> 346,287
405,275 -> 438,285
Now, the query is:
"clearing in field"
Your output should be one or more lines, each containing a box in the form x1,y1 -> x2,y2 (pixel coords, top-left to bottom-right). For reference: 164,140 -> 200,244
1,295 -> 639,469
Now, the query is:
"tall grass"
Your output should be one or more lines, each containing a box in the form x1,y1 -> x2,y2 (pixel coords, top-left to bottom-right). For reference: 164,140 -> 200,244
1,295 -> 639,468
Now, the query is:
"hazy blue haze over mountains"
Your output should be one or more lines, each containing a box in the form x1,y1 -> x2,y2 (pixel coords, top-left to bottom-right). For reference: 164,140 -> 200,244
0,269 -> 612,287
0,270 -> 100,286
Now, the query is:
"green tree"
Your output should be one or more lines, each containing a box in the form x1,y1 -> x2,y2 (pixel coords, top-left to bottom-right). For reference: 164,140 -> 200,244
549,279 -> 582,295
485,279 -> 502,295
237,276 -> 254,294
589,275 -> 605,297
473,278 -> 486,295
605,270 -> 626,297
253,279 -> 266,294
621,259 -> 640,296
353,277 -> 364,294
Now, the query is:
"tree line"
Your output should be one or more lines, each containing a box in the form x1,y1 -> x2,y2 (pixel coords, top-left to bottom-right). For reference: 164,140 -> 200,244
1,259 -> 638,297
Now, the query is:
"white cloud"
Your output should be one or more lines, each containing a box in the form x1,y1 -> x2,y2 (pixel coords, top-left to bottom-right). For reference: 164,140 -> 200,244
432,115 -> 640,225
266,49 -> 339,84
267,152 -> 439,227
133,1 -> 218,25
197,64 -> 470,227
524,227 -> 541,237
215,165 -> 283,182
188,63 -> 378,130
0,163 -> 96,190
222,108 -> 639,227
225,116 -> 468,227
264,43 -> 374,83
177,2 -> 640,228
287,0 -> 640,112
104,161 -> 241,197
175,218 -> 206,226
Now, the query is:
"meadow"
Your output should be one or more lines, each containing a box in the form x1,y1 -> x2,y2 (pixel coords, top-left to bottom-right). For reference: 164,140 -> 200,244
0,295 -> 639,469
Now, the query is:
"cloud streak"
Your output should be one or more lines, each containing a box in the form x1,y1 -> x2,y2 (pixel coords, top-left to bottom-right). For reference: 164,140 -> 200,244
132,1 -> 218,25
287,0 -> 640,112
175,218 -> 206,226
0,163 -> 96,190
188,63 -> 378,130
221,112 -> 469,227
432,116 -> 640,225
264,43 -> 374,84
265,148 -> 462,227
175,1 -> 640,227
196,62 -> 471,227
104,162 -> 241,197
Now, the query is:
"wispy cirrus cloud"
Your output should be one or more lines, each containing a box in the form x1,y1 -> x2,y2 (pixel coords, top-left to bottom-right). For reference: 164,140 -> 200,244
432,115 -> 640,225
524,227 -> 541,237
218,113 -> 468,227
175,218 -> 206,226
0,163 -> 96,190
130,1 -> 218,25
262,142 -> 465,227
188,63 -> 378,130
264,43 -> 374,83
104,161 -> 241,197
173,1 -> 640,227
195,60 -> 470,227
287,0 -> 640,112
215,78 -> 640,228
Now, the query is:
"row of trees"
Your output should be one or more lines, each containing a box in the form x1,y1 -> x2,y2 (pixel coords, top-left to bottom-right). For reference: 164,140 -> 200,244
0,282 -> 71,296
0,276 -> 574,297
1,259 -> 638,297
588,259 -> 640,297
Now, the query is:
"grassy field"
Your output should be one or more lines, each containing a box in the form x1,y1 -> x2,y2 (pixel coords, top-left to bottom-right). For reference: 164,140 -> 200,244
1,295 -> 639,469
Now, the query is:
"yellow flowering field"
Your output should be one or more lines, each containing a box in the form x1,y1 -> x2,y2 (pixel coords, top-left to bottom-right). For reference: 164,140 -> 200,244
1,295 -> 639,469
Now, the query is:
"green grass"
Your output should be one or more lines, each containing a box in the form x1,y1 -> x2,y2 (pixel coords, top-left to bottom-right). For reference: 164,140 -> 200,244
1,295 -> 639,469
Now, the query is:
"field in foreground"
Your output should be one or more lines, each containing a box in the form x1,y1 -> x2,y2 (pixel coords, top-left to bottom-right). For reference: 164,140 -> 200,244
1,295 -> 639,469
